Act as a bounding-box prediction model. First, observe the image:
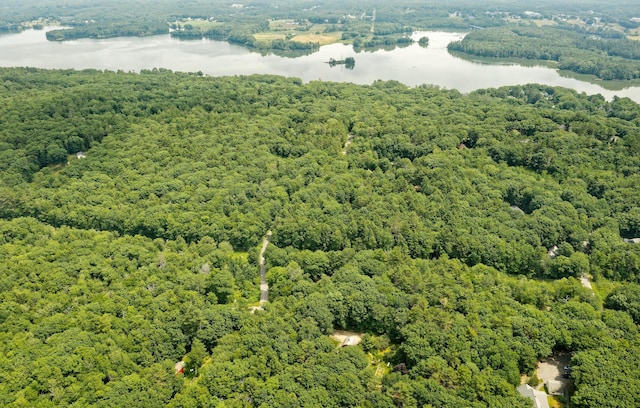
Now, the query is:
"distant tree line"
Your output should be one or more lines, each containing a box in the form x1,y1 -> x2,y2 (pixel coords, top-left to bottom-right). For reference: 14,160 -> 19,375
449,25 -> 640,80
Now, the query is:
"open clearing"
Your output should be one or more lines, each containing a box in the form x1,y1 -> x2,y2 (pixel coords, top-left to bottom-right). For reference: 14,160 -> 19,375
253,33 -> 287,41
292,33 -> 341,45
532,19 -> 558,27
330,330 -> 362,346
536,353 -> 571,395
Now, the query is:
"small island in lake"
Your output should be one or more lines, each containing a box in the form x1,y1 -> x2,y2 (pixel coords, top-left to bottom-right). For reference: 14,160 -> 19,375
328,57 -> 355,69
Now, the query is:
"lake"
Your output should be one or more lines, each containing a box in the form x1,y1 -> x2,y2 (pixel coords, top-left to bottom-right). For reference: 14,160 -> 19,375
1,28 -> 640,102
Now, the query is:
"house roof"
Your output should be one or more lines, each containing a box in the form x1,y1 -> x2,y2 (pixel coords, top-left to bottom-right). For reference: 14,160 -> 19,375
342,336 -> 359,346
517,384 -> 550,408
546,380 -> 565,396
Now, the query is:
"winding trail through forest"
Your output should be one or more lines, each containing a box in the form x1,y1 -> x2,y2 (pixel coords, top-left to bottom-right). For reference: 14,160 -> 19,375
342,134 -> 354,155
370,9 -> 376,33
259,230 -> 272,304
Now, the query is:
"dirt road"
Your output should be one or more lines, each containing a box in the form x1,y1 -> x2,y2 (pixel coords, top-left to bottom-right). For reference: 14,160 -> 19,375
259,230 -> 272,304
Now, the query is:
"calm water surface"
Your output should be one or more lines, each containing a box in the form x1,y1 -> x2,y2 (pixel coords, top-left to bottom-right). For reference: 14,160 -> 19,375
1,28 -> 640,102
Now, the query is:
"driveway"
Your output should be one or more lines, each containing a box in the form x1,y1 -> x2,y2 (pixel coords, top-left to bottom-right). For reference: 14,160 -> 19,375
537,353 -> 571,395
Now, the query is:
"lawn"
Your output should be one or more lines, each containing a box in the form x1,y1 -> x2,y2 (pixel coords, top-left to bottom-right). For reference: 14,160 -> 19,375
253,33 -> 287,41
532,19 -> 558,27
291,32 -> 341,45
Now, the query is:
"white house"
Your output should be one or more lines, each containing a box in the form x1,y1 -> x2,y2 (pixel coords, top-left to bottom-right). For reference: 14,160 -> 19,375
517,384 -> 550,408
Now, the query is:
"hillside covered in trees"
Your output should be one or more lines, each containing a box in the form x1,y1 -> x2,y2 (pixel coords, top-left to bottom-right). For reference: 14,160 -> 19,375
1,68 -> 640,407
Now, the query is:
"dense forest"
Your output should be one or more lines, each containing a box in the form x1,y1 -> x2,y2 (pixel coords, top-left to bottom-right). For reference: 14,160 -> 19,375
1,67 -> 640,406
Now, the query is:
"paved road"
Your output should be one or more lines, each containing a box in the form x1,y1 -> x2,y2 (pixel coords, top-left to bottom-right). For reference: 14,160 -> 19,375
259,230 -> 272,304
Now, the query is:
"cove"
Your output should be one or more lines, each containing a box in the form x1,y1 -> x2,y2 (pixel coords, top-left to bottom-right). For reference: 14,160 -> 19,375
1,28 -> 640,102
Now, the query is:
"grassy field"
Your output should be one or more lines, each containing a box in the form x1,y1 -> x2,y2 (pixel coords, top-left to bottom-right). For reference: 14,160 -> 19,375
291,32 -> 341,45
253,33 -> 287,41
255,20 -> 343,45
170,18 -> 378,46
532,19 -> 558,27
565,19 -> 585,26
253,32 -> 340,45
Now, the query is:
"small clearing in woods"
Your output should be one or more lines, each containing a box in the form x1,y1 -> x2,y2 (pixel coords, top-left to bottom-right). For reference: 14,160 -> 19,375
330,330 -> 362,346
580,275 -> 592,289
536,353 -> 571,396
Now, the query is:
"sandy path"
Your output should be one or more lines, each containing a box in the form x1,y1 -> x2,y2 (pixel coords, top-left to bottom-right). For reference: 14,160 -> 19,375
259,230 -> 272,304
